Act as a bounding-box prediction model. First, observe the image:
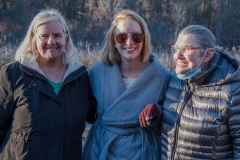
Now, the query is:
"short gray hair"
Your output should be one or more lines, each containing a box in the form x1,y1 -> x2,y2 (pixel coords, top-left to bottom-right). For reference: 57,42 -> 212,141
179,25 -> 216,48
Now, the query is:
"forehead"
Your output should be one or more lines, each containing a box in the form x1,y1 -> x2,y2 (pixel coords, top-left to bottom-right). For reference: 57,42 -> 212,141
36,21 -> 64,34
115,19 -> 142,33
175,34 -> 200,47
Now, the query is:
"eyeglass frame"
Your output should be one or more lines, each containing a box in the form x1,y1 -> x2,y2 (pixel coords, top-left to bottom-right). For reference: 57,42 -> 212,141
113,32 -> 145,44
171,45 -> 206,56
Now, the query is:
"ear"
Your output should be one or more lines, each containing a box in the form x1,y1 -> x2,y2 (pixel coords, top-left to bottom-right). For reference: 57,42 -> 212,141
203,48 -> 215,62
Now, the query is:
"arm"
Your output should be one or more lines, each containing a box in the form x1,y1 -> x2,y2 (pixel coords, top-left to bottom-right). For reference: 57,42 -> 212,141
0,65 -> 14,146
85,71 -> 97,124
85,89 -> 97,124
228,85 -> 240,158
139,103 -> 162,136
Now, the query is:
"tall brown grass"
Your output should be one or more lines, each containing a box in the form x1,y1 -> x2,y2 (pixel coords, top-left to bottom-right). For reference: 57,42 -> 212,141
0,42 -> 239,72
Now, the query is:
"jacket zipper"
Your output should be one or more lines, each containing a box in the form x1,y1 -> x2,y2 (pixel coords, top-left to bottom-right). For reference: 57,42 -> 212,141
170,91 -> 193,160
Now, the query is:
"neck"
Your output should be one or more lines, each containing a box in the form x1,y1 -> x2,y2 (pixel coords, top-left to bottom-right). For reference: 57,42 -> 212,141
37,59 -> 67,83
120,59 -> 149,78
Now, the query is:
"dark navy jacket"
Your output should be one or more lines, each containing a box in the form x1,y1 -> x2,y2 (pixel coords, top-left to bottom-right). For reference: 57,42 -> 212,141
0,61 -> 96,160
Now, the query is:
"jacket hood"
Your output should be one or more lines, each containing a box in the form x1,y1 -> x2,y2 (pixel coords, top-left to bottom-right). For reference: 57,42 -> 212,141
20,55 -> 83,82
189,48 -> 240,86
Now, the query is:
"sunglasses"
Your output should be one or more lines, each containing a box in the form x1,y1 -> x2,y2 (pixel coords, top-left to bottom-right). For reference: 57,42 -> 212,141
114,32 -> 145,44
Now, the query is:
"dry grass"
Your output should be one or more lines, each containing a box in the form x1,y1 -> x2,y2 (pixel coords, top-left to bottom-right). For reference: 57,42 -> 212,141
0,42 -> 239,72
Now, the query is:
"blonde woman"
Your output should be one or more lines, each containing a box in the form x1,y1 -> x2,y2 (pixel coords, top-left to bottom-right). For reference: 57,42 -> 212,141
0,9 -> 96,159
83,9 -> 170,160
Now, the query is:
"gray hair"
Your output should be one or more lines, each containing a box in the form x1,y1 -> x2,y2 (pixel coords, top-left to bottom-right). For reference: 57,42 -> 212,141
15,9 -> 77,65
179,25 -> 216,48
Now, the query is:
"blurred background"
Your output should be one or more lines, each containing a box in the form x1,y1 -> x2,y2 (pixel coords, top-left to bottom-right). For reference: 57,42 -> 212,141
1,0 -> 240,143
1,0 -> 240,72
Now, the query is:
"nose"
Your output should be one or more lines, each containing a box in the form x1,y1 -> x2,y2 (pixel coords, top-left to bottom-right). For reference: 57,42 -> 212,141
47,35 -> 55,44
125,34 -> 134,45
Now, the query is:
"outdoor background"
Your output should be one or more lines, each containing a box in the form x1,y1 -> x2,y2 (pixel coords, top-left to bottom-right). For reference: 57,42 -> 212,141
1,0 -> 240,141
1,0 -> 240,71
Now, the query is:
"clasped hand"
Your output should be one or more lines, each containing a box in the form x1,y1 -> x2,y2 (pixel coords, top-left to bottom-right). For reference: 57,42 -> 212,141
139,104 -> 160,127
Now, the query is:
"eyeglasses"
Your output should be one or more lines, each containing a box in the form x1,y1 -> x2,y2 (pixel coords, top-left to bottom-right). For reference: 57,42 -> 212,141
171,45 -> 204,56
114,32 -> 145,44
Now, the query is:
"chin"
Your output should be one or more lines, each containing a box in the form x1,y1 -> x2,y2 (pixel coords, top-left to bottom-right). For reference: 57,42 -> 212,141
176,68 -> 188,74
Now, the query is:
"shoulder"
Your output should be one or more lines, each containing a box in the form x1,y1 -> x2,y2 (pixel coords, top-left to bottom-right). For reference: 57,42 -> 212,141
1,61 -> 21,74
89,61 -> 107,76
0,61 -> 21,88
150,54 -> 170,77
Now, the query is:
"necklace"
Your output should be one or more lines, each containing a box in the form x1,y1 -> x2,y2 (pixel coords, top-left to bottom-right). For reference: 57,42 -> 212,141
120,61 -> 150,79
122,75 -> 128,79
121,69 -> 142,79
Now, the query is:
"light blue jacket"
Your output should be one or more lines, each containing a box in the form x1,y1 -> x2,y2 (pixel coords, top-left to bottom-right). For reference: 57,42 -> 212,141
83,55 -> 170,160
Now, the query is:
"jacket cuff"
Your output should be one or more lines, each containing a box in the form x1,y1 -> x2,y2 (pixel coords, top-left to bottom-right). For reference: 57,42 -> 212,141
147,104 -> 162,136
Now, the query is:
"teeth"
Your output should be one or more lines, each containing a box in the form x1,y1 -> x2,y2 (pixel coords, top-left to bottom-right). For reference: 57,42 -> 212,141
125,48 -> 135,51
177,62 -> 187,66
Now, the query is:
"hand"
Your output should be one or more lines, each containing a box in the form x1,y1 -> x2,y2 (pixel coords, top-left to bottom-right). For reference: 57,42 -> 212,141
139,104 -> 160,127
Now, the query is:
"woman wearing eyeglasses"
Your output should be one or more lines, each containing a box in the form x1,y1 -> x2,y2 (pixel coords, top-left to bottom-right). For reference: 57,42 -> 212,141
140,25 -> 240,159
82,10 -> 170,160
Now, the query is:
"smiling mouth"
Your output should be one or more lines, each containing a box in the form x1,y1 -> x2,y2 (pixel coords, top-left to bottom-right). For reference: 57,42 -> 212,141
124,47 -> 136,51
45,47 -> 58,50
177,62 -> 188,67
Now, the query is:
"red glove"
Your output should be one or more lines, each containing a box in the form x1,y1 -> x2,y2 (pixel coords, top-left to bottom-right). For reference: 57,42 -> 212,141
139,104 -> 160,127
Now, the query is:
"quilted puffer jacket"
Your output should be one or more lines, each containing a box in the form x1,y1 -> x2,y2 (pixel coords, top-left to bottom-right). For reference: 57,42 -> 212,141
161,49 -> 240,160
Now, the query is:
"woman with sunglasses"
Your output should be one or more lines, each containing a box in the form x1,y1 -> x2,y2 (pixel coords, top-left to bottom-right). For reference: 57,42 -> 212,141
83,9 -> 170,160
140,25 -> 240,159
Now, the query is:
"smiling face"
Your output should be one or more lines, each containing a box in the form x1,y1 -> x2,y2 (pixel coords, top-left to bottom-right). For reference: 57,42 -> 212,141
174,34 -> 206,74
35,21 -> 67,64
114,19 -> 143,62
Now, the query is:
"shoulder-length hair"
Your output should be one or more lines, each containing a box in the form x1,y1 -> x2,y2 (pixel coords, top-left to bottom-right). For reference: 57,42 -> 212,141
15,9 -> 77,65
101,9 -> 151,65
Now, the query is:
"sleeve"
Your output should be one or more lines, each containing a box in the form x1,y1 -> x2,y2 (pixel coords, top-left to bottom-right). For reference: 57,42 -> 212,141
228,85 -> 240,158
85,70 -> 97,124
147,104 -> 162,136
85,87 -> 97,124
147,72 -> 170,136
0,65 -> 14,146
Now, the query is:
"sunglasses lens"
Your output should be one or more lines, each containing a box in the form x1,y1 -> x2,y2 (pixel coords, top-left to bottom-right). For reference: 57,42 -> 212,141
115,33 -> 128,44
132,33 -> 144,43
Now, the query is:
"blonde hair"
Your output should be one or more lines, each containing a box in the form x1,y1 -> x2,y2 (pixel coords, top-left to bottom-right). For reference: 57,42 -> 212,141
101,9 -> 151,65
15,9 -> 77,65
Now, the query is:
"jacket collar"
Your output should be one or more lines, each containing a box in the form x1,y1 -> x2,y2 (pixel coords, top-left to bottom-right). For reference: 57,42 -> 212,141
188,48 -> 240,86
20,56 -> 84,82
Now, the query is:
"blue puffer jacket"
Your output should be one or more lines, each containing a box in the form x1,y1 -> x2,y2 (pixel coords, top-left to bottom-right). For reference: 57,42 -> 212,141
161,49 -> 240,160
0,60 -> 97,160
